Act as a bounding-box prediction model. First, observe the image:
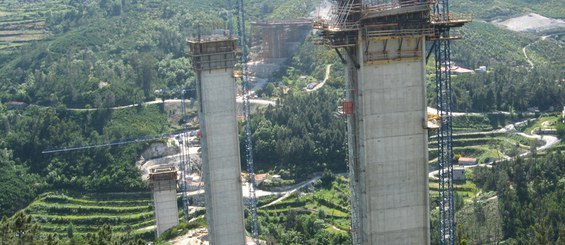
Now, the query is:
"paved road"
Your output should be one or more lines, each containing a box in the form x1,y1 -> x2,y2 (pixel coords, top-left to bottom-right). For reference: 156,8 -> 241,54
235,97 -> 276,106
64,98 -> 275,112
426,107 -> 515,117
252,176 -> 322,208
241,175 -> 320,199
243,172 -> 349,207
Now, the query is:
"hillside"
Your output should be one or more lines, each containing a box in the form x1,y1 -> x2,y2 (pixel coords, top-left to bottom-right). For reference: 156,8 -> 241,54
0,0 -> 320,243
0,0 -> 564,244
452,0 -> 565,20
23,192 -> 154,239
435,0 -> 565,112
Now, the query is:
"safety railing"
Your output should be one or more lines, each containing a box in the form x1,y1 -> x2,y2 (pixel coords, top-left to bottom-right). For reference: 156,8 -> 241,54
365,49 -> 421,61
364,27 -> 433,38
428,29 -> 464,40
430,13 -> 473,24
364,0 -> 432,13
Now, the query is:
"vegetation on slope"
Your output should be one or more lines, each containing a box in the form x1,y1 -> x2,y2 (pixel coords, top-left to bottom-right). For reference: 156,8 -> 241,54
452,0 -> 565,20
0,104 -> 169,217
24,192 -> 154,236
471,153 -> 565,244
253,174 -> 352,244
429,131 -> 542,164
0,211 -> 148,244
0,0 -> 319,219
246,89 -> 347,177
438,6 -> 565,112
448,65 -> 563,112
0,0 -> 61,51
0,0 -> 563,243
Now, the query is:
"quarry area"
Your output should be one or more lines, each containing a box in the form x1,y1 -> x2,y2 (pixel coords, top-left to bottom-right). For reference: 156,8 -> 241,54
492,13 -> 565,32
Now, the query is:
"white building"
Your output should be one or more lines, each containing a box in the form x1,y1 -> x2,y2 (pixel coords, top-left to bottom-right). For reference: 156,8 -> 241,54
453,166 -> 466,182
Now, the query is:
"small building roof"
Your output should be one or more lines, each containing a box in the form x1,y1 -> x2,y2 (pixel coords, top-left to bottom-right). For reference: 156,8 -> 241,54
451,66 -> 475,74
458,157 -> 477,162
255,173 -> 268,181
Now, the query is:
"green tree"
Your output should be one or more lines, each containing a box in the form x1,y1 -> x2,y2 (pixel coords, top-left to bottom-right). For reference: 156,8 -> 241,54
9,212 -> 40,245
555,123 -> 565,139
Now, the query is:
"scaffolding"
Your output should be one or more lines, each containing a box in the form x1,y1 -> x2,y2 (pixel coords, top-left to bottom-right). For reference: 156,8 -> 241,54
149,166 -> 178,190
187,36 -> 239,71
236,0 -> 259,242
430,1 -> 470,244
251,19 -> 312,60
313,0 -> 471,47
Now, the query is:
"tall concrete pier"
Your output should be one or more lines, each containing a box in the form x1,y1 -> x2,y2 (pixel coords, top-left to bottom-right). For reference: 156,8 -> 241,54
187,36 -> 245,245
149,166 -> 179,237
349,35 -> 430,244
315,1 -> 432,244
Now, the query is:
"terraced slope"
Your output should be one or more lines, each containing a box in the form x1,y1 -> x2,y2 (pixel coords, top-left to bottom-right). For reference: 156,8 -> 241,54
23,192 -> 156,239
258,176 -> 352,233
0,0 -> 68,50
428,131 -> 542,164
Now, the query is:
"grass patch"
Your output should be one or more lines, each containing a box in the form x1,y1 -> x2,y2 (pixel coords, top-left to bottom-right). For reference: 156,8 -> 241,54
429,180 -> 478,202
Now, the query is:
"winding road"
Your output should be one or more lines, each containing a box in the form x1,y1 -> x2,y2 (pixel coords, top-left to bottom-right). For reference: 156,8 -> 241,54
307,64 -> 332,92
522,41 -> 537,69
522,33 -> 564,70
63,97 -> 275,112
428,118 -> 560,180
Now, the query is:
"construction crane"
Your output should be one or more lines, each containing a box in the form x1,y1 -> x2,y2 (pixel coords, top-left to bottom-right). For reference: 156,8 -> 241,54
234,0 -> 260,242
177,89 -> 191,222
42,88 -> 194,223
430,1 -> 471,244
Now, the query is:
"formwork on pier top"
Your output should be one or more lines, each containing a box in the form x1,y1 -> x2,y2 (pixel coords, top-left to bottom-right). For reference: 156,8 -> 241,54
187,36 -> 239,71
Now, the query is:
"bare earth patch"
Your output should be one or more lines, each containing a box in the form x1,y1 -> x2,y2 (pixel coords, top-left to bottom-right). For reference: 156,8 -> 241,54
493,13 -> 565,32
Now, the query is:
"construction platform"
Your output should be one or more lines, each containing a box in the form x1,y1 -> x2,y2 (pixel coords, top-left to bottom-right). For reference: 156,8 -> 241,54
313,0 -> 472,48
187,36 -> 239,71
251,19 -> 312,60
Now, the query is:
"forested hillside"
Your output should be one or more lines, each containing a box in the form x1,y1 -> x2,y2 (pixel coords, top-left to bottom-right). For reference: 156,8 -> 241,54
471,153 -> 565,244
0,0 -> 564,244
440,0 -> 565,112
452,0 -> 565,19
0,0 -> 317,219
0,104 -> 168,217
0,0 -> 325,243
248,89 -> 346,176
0,0 -> 317,107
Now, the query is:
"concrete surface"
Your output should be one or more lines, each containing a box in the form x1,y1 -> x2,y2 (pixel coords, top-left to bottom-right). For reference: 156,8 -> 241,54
198,66 -> 246,244
153,188 -> 179,237
349,36 -> 430,244
150,169 -> 179,237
